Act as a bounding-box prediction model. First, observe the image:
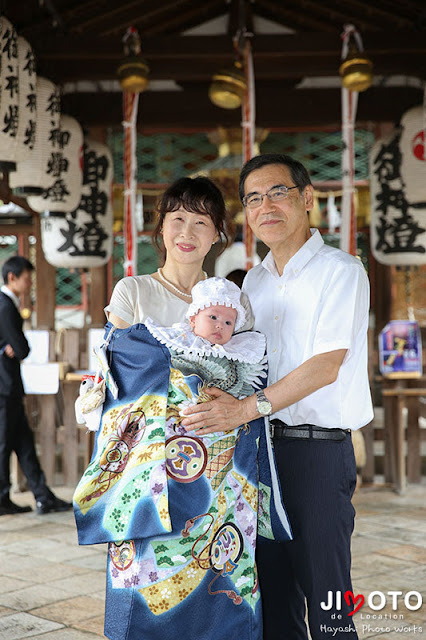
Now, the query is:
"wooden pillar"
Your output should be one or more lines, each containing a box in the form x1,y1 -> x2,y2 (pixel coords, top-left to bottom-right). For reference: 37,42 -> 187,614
34,217 -> 56,329
17,232 -> 33,313
406,394 -> 421,483
361,421 -> 375,483
62,379 -> 81,486
90,264 -> 108,327
373,259 -> 392,336
38,395 -> 57,485
394,393 -> 406,494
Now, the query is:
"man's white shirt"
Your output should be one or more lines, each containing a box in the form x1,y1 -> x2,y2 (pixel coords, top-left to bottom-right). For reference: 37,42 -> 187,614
243,229 -> 374,430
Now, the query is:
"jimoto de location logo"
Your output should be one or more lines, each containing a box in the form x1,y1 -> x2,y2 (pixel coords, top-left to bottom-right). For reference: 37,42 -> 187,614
319,590 -> 423,636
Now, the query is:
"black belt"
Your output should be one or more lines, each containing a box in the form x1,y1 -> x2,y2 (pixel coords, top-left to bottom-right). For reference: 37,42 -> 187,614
270,419 -> 351,441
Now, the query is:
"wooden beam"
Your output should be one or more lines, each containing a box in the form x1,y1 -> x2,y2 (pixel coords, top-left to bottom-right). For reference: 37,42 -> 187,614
61,86 -> 423,129
32,31 -> 426,85
34,31 -> 426,62
0,224 -> 34,235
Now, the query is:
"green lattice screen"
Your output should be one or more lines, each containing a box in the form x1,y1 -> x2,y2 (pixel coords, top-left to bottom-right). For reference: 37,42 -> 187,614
0,237 -> 18,267
107,131 -> 217,184
108,130 -> 375,185
56,268 -> 82,306
261,130 -> 375,181
112,235 -> 159,287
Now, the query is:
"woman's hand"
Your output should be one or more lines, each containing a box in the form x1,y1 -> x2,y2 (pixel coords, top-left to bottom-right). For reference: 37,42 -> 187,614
181,387 -> 255,435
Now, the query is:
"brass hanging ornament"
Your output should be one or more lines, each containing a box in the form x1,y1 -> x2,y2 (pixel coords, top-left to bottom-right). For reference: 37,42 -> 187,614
117,27 -> 149,93
339,25 -> 373,92
209,61 -> 247,109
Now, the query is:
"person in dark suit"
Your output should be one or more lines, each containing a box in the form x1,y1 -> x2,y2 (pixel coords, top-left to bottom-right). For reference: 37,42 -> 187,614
0,255 -> 72,516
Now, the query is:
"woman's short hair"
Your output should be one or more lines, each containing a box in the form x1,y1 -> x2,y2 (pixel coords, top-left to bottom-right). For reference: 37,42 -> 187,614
152,176 -> 233,254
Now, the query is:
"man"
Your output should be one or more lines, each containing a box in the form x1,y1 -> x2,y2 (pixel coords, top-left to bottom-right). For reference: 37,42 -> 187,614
182,154 -> 373,639
0,255 -> 72,516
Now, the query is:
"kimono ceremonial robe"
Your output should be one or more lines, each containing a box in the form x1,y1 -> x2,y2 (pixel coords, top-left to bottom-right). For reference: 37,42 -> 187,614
74,322 -> 291,640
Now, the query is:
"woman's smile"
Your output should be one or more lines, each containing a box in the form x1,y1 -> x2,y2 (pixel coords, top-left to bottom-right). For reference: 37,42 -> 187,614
176,242 -> 196,252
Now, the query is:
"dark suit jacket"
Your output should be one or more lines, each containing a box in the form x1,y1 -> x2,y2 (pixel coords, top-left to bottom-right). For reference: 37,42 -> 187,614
0,291 -> 30,397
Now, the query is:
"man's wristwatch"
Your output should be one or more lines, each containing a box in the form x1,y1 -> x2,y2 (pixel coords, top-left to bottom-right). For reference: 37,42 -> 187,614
255,389 -> 273,416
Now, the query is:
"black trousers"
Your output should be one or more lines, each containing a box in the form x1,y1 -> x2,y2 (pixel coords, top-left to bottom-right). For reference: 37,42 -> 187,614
257,432 -> 358,640
0,394 -> 51,502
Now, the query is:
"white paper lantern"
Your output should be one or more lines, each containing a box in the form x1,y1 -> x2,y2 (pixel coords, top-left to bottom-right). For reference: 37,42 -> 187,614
399,105 -> 426,204
14,36 -> 37,163
41,138 -> 114,268
28,114 -> 83,212
370,130 -> 426,265
10,76 -> 60,194
0,16 -> 19,171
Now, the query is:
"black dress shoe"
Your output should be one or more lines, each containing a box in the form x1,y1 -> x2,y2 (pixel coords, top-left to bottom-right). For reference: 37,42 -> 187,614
0,496 -> 32,516
36,495 -> 73,515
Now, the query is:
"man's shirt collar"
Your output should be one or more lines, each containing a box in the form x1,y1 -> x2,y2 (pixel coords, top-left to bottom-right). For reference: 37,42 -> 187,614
262,228 -> 324,278
1,285 -> 20,310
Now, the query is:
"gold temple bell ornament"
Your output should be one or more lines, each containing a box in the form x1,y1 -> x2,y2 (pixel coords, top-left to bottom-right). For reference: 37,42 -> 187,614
117,27 -> 149,93
209,61 -> 247,110
339,24 -> 373,92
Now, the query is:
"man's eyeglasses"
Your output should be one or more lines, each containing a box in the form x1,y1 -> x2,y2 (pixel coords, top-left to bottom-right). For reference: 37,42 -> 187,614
242,185 -> 299,210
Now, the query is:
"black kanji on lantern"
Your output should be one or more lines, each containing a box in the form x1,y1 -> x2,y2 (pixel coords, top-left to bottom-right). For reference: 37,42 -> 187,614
24,120 -> 36,147
80,186 -> 108,218
372,136 -> 426,255
24,49 -> 36,76
46,90 -> 61,116
373,135 -> 401,183
2,28 -> 18,60
27,92 -> 36,112
3,105 -> 18,136
5,67 -> 19,99
57,218 -> 108,258
376,215 -> 425,255
44,179 -> 70,202
83,149 -> 109,184
54,141 -> 111,259
47,152 -> 69,177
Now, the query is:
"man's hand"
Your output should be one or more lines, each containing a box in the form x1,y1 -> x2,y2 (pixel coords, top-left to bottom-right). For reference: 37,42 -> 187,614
181,387 -> 254,435
4,344 -> 15,358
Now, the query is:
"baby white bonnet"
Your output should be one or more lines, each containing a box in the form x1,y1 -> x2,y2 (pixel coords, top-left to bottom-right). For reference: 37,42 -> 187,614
186,276 -> 246,332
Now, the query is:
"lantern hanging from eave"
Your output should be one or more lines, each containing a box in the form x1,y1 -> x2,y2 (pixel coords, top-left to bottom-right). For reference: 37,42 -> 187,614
399,105 -> 426,204
10,76 -> 60,194
27,113 -> 83,213
13,36 -> 37,163
369,129 -> 426,266
0,16 -> 19,171
40,138 -> 114,268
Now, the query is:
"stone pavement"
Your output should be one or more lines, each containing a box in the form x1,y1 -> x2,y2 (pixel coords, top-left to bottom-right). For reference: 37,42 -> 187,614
0,483 -> 425,640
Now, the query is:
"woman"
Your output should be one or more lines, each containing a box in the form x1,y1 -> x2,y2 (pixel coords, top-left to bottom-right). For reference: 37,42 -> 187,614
74,176 -> 290,640
106,176 -> 232,329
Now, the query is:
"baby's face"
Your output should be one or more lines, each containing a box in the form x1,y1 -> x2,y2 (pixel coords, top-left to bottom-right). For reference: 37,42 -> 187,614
190,304 -> 237,345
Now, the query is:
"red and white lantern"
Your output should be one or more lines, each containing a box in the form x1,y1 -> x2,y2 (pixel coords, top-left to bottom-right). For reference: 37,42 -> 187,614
370,125 -> 426,265
399,105 -> 426,204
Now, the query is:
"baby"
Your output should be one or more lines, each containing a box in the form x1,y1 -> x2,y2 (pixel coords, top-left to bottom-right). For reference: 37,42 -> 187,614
145,276 -> 265,393
76,277 -> 265,430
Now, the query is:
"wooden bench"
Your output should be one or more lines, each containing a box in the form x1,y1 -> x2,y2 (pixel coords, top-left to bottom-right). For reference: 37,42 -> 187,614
382,383 -> 426,493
